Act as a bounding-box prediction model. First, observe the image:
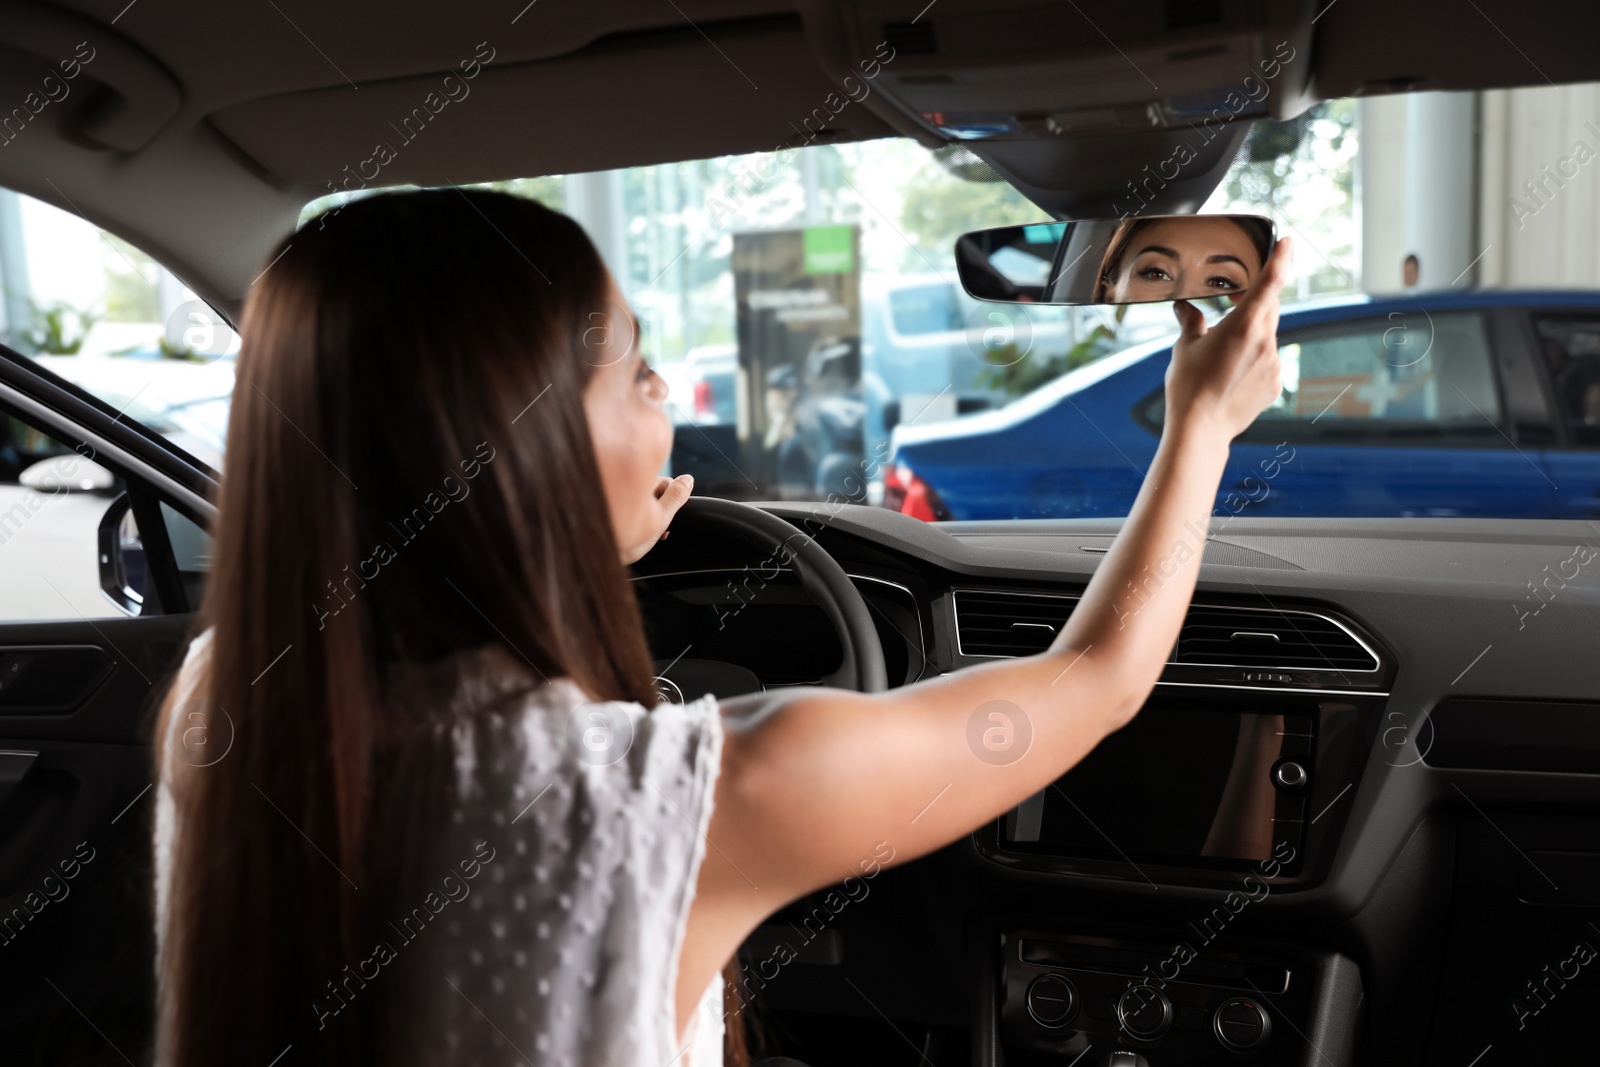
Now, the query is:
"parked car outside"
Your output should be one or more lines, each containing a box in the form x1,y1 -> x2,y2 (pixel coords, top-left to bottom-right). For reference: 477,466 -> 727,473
860,272 -> 1179,474
887,289 -> 1600,520
682,342 -> 738,425
31,353 -> 234,470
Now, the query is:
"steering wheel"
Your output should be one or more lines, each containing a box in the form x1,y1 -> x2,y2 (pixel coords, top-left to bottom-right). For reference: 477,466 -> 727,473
663,496 -> 887,693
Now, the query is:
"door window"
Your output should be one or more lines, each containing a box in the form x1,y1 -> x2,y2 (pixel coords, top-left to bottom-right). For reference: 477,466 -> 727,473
0,408 -> 200,621
1532,316 -> 1600,445
0,188 -> 237,471
1247,312 -> 1503,444
1137,312 -> 1506,445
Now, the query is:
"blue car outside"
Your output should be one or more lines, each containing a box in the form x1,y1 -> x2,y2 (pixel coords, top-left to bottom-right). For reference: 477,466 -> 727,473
888,290 -> 1600,521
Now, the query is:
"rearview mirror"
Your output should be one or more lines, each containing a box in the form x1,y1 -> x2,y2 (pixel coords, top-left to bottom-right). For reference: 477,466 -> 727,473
955,214 -> 1275,306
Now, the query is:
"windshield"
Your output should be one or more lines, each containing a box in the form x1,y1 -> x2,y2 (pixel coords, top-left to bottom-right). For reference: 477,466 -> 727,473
298,111 -> 1358,518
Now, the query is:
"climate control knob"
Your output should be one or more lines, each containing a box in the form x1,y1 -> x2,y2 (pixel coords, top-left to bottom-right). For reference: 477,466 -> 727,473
1026,974 -> 1078,1028
1213,996 -> 1272,1053
1116,985 -> 1172,1041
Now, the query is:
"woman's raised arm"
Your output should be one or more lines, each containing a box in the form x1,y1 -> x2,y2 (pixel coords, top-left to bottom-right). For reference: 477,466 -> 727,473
676,238 -> 1293,1010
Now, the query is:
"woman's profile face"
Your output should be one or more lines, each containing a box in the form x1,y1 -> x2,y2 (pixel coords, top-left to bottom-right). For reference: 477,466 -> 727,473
1103,217 -> 1263,303
583,275 -> 674,556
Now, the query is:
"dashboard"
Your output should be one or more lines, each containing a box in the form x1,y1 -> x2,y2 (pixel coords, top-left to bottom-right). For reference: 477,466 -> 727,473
633,504 -> 1600,1066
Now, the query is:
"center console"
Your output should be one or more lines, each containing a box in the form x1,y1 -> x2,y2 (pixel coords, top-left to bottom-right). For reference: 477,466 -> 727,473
998,931 -> 1322,1066
968,684 -> 1380,1066
974,686 -> 1373,891
1001,703 -> 1314,874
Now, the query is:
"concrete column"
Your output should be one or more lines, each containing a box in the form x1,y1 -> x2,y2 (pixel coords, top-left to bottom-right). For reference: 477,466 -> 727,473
1358,95 -> 1410,294
802,148 -> 821,224
0,190 -> 30,338
1401,92 -> 1479,289
1360,92 -> 1480,292
563,169 -> 629,286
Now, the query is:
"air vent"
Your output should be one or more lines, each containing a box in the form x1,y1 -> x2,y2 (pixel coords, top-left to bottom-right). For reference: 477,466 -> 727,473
952,590 -> 1385,691
883,20 -> 939,55
953,590 -> 1076,657
1174,607 -> 1377,672
1164,0 -> 1223,29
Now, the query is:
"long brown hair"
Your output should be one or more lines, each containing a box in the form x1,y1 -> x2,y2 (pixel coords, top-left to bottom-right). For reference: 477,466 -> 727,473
153,190 -> 742,1065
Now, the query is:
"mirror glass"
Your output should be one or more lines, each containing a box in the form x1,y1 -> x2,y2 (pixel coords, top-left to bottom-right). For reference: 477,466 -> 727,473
18,455 -> 115,494
955,214 -> 1276,306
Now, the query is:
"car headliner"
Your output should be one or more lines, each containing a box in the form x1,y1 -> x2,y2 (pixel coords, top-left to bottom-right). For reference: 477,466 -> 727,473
3,0 -> 1600,316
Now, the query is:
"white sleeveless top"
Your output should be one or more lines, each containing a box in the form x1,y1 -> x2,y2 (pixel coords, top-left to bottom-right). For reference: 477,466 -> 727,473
153,629 -> 726,1067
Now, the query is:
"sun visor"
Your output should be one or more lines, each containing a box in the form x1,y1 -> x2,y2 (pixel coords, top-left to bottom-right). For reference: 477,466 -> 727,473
208,17 -> 895,190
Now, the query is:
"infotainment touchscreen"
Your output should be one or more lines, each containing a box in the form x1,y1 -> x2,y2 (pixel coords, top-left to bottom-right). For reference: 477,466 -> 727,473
1002,708 -> 1313,868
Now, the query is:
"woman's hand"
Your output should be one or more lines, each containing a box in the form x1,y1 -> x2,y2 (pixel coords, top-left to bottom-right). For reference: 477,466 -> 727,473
1163,236 -> 1293,445
620,473 -> 694,564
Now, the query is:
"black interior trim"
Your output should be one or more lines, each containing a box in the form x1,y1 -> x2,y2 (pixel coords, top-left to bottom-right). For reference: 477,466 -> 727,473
127,482 -> 188,615
0,345 -> 219,520
1426,697 -> 1600,774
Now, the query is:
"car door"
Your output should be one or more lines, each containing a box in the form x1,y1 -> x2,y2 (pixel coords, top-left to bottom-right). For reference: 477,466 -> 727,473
0,348 -> 214,1064
1223,308 -> 1556,518
1525,311 -> 1600,518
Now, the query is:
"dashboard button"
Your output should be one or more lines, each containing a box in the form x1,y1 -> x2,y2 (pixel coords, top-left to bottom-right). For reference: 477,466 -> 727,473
1116,986 -> 1172,1041
1026,974 -> 1078,1028
1273,760 -> 1308,791
1213,996 -> 1272,1053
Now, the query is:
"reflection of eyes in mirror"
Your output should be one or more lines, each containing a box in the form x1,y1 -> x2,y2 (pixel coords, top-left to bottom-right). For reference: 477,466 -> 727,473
1096,216 -> 1267,304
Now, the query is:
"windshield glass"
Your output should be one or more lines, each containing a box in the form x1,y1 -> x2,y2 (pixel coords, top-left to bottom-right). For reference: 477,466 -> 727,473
300,109 -> 1358,519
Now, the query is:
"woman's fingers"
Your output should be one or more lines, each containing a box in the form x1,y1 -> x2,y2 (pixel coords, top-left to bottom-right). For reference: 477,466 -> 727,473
1241,236 -> 1293,322
1172,299 -> 1208,340
621,474 -> 696,563
656,473 -> 694,520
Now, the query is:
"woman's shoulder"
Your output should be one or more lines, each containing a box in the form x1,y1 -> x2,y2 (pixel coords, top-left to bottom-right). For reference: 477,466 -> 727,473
396,643 -> 723,805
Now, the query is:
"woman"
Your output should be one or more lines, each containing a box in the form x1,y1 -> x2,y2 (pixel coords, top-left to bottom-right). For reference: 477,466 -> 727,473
152,189 -> 1290,1067
1093,214 -> 1275,303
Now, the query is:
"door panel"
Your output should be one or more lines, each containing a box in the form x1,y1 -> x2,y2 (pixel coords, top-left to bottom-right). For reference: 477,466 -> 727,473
0,616 -> 190,1063
0,536 -> 197,1052
1223,438 -> 1555,517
